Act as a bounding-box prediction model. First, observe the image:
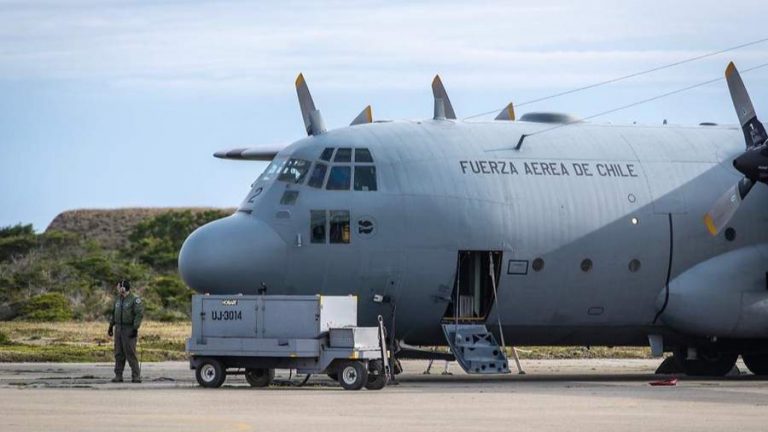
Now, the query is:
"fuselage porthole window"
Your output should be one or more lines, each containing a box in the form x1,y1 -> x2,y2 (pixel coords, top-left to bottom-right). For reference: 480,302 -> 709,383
277,158 -> 311,184
354,148 -> 374,163
354,166 -> 377,191
326,166 -> 351,190
334,148 -> 352,163
320,148 -> 334,161
308,163 -> 328,188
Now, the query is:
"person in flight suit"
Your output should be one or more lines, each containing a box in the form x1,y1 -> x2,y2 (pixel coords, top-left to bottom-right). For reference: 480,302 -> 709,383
108,279 -> 144,383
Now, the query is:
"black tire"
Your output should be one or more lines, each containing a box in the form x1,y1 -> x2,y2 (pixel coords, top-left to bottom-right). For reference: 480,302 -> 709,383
195,358 -> 226,388
365,360 -> 387,390
337,361 -> 368,391
245,368 -> 274,388
742,353 -> 768,376
674,348 -> 737,377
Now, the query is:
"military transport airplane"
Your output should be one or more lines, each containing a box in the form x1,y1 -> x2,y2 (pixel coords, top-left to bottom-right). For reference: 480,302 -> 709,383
178,62 -> 768,377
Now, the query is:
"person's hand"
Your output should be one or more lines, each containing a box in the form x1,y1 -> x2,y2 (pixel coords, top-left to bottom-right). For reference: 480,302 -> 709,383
107,325 -> 114,337
130,329 -> 138,338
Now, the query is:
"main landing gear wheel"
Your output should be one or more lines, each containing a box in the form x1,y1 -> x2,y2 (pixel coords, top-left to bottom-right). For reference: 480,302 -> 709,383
674,348 -> 737,377
364,360 -> 387,390
742,353 -> 768,376
337,361 -> 368,391
245,368 -> 274,388
196,358 -> 226,388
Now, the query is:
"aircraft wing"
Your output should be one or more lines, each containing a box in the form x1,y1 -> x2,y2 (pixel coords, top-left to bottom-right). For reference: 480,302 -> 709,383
213,144 -> 287,161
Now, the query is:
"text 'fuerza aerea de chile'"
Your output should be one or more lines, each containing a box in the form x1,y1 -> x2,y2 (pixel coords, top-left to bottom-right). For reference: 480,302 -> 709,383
459,160 -> 639,178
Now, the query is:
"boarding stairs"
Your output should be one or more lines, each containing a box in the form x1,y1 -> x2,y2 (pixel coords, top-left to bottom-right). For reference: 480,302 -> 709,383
441,324 -> 510,374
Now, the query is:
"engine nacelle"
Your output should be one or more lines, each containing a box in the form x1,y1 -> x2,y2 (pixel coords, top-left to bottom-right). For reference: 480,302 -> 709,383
660,244 -> 768,338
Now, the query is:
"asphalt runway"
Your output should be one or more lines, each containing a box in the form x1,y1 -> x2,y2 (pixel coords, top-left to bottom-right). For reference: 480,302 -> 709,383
1,359 -> 767,431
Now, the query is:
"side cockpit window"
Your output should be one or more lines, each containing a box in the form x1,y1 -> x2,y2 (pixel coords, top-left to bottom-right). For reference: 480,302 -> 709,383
308,163 -> 327,188
278,158 -> 311,184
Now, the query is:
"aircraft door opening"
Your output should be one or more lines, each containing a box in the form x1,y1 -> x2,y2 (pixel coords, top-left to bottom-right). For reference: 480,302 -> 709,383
443,251 -> 502,322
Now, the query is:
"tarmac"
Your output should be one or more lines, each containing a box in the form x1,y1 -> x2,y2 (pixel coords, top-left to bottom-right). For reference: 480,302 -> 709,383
1,359 -> 767,431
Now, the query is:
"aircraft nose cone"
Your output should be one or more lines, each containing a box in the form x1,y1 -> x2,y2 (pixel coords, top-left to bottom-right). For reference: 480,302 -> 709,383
179,214 -> 287,294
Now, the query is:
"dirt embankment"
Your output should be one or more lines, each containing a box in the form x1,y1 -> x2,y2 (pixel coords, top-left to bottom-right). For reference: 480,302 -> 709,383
46,207 -> 235,249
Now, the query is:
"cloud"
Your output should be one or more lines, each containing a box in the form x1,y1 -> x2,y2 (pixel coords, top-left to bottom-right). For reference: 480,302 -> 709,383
0,0 -> 766,93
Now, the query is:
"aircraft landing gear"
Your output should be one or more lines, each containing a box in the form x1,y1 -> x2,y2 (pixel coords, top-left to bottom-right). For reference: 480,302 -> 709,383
673,347 -> 737,377
742,353 -> 768,376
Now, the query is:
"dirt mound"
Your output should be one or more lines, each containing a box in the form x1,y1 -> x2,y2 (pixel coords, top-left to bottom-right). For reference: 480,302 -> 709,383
46,208 -> 234,249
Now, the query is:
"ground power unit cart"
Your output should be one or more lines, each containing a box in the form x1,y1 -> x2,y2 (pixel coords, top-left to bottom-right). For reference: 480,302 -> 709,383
186,294 -> 389,390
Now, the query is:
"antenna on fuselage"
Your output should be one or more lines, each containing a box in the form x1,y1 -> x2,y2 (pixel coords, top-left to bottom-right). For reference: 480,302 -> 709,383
295,73 -> 327,136
431,75 -> 456,120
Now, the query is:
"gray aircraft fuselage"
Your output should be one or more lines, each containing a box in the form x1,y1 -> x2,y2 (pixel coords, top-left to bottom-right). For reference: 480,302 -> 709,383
179,119 -> 768,349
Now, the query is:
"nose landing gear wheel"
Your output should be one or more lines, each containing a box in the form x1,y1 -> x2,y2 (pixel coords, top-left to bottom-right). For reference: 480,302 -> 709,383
245,368 -> 274,387
337,361 -> 368,391
195,358 -> 226,388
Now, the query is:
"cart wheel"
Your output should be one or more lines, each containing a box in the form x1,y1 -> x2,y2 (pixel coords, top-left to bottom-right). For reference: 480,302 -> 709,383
365,360 -> 387,390
337,361 -> 368,391
195,358 -> 226,388
245,368 -> 274,388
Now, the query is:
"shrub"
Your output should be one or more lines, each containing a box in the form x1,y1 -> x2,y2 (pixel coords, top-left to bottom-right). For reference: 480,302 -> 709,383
18,293 -> 74,322
0,235 -> 37,262
127,210 -> 229,269
0,330 -> 10,345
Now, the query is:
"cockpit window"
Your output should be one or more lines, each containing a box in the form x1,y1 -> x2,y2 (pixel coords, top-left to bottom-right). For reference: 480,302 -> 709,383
277,158 -> 311,184
307,163 -> 328,188
320,148 -> 334,161
326,166 -> 351,190
354,166 -> 377,191
257,158 -> 287,182
280,190 -> 299,205
354,148 -> 374,163
334,148 -> 352,163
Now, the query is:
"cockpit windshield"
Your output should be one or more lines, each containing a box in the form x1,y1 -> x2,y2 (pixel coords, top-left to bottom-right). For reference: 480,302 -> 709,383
277,158 -> 311,184
257,157 -> 287,182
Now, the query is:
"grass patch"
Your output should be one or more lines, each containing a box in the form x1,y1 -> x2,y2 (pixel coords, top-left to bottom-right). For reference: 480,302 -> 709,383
0,320 -> 652,362
0,321 -> 190,362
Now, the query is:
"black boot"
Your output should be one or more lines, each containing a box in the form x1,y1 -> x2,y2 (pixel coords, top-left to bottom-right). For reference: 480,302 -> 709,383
111,376 -> 123,383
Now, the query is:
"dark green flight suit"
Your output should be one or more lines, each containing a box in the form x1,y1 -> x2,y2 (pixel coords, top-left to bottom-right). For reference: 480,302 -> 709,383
109,292 -> 144,380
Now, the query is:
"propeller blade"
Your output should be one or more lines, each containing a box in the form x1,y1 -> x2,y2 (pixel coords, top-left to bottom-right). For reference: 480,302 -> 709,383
725,62 -> 767,149
494,102 -> 516,121
431,75 -> 456,120
704,178 -> 754,236
350,105 -> 373,126
295,73 -> 327,136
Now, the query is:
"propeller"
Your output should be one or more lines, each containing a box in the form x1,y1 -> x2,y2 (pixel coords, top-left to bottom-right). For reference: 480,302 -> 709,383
704,62 -> 768,235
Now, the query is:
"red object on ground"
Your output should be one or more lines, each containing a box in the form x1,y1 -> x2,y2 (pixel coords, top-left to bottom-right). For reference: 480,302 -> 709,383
649,378 -> 678,386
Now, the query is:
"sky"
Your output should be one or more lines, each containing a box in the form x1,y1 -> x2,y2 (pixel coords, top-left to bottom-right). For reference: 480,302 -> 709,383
1,0 -> 767,230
